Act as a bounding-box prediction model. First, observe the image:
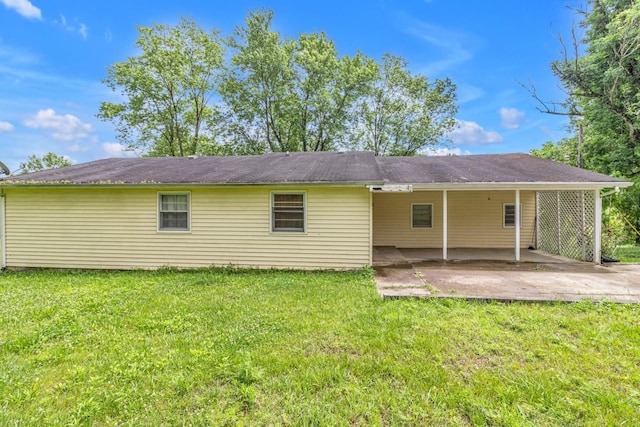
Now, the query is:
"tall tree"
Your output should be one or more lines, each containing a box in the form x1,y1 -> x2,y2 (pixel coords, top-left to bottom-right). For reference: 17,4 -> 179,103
551,1 -> 640,171
534,0 -> 640,238
353,54 -> 457,156
530,137 -> 580,167
97,17 -> 225,156
19,152 -> 72,174
220,9 -> 377,153
98,10 -> 458,157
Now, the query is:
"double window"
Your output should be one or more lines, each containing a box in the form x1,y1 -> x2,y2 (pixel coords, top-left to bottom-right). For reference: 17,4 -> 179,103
158,192 -> 190,232
411,203 -> 433,229
272,192 -> 306,232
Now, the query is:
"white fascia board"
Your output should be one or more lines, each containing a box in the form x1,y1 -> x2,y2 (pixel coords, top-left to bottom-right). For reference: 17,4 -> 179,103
0,181 -> 382,189
368,184 -> 412,192
407,181 -> 633,191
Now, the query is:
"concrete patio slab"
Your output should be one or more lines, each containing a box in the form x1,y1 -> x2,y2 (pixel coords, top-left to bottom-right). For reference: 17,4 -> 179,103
375,261 -> 640,303
373,246 -> 578,266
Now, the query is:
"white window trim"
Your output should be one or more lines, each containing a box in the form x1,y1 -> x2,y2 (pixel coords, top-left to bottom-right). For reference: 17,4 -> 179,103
157,191 -> 192,233
503,203 -> 522,228
411,203 -> 433,229
270,191 -> 307,234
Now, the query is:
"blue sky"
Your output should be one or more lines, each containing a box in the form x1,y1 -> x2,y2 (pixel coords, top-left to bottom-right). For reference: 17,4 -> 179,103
0,0 -> 582,172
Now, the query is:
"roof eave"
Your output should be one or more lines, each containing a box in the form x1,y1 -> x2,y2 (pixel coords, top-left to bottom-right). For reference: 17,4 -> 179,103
0,180 -> 385,188
391,181 -> 633,191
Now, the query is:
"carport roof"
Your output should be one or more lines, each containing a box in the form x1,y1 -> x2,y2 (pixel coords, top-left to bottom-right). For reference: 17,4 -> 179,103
375,153 -> 628,184
1,151 -> 630,187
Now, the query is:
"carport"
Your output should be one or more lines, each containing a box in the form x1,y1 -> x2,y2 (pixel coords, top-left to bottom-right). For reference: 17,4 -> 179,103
371,155 -> 632,265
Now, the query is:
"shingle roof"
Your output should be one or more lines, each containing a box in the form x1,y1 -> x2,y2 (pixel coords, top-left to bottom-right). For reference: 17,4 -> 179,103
1,151 -> 627,186
375,153 -> 626,184
4,151 -> 382,185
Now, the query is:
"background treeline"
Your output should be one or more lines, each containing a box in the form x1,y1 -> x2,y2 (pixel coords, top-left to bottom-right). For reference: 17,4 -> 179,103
97,9 -> 458,158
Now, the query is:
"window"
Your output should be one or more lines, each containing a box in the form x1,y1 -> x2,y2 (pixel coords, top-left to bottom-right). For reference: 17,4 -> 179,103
272,192 -> 305,232
412,203 -> 433,229
503,203 -> 522,228
158,192 -> 190,231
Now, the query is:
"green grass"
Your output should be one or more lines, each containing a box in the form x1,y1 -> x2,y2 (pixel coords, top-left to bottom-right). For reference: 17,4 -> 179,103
1,268 -> 639,426
615,244 -> 640,262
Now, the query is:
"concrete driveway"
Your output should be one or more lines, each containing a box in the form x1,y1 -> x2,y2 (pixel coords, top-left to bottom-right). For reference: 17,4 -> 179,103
375,261 -> 640,303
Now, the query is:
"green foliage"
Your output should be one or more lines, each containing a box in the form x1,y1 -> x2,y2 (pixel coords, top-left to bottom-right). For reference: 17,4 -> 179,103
530,137 -> 579,167
602,203 -> 634,255
98,10 -> 458,157
352,54 -> 458,155
1,269 -> 639,425
97,17 -> 225,157
19,152 -> 72,174
535,1 -> 640,235
615,244 -> 640,262
220,9 -> 378,153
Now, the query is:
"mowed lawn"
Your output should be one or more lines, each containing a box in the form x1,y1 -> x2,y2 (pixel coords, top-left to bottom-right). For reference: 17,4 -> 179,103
0,269 -> 638,425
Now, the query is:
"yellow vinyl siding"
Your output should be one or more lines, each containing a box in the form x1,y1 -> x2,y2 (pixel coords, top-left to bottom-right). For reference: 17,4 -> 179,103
4,186 -> 370,270
448,191 -> 536,248
373,190 -> 535,248
373,192 -> 443,247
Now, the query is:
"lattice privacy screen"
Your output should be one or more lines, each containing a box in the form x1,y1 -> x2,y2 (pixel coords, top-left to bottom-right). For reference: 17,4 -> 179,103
537,191 -> 596,262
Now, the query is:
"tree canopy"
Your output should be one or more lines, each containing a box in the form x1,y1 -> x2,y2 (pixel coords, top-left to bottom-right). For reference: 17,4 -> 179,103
98,10 -> 458,157
19,152 -> 72,174
531,0 -> 640,239
352,54 -> 457,156
98,17 -> 225,157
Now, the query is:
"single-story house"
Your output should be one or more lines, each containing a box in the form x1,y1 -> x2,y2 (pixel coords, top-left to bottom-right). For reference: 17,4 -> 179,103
0,151 -> 631,270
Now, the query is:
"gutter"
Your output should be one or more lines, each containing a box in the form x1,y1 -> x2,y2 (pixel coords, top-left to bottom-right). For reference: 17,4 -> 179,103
600,187 -> 621,198
372,181 -> 633,192
0,181 -> 385,189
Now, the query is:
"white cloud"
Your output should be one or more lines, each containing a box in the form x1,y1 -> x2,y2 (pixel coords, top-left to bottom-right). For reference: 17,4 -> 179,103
398,14 -> 480,76
423,147 -> 472,156
24,108 -> 94,141
105,27 -> 112,42
53,14 -> 89,39
448,119 -> 503,145
0,121 -> 15,132
67,144 -> 88,152
79,23 -> 88,40
499,107 -> 525,129
456,82 -> 485,104
102,142 -> 135,157
0,0 -> 41,20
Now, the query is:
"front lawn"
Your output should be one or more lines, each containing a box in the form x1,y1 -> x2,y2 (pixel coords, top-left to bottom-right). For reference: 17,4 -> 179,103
0,268 -> 638,425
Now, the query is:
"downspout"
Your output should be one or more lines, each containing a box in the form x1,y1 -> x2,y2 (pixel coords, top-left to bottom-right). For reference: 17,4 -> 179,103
1,193 -> 5,270
594,189 -> 602,264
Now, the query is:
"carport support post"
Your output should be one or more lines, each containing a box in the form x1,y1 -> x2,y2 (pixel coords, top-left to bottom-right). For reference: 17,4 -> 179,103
0,194 -> 5,270
515,189 -> 521,262
594,189 -> 602,264
442,190 -> 448,261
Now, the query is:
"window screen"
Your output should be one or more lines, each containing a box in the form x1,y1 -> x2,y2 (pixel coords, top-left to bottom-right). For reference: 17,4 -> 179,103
504,203 -> 522,228
412,204 -> 433,228
272,193 -> 305,232
159,193 -> 189,231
